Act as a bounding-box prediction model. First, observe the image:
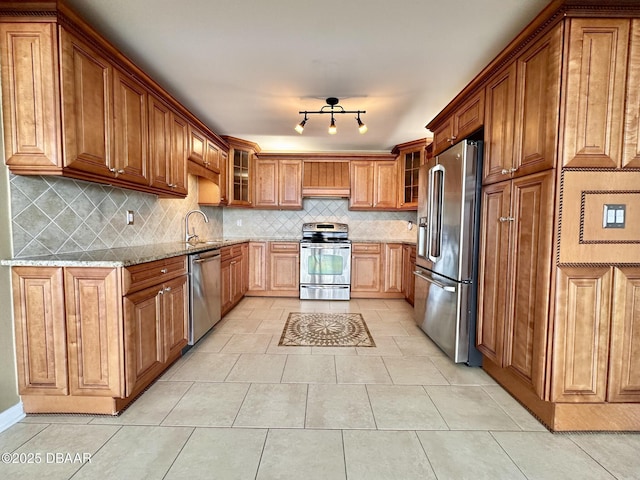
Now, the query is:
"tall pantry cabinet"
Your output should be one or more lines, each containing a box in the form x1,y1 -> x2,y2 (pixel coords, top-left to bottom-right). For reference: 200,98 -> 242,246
428,1 -> 640,431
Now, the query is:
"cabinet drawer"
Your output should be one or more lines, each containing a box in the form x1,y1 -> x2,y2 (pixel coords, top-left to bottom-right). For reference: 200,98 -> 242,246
123,256 -> 187,294
352,243 -> 381,253
270,242 -> 299,253
221,244 -> 245,262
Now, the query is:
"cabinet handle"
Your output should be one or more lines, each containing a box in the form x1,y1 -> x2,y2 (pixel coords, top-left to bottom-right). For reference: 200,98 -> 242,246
168,183 -> 177,188
500,167 -> 518,175
230,260 -> 237,265
499,216 -> 515,223
447,135 -> 457,144
158,289 -> 164,295
160,268 -> 168,274
164,286 -> 172,292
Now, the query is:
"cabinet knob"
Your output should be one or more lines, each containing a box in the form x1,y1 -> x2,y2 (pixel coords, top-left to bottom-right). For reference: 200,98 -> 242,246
499,216 -> 515,223
447,136 -> 457,144
501,167 -> 518,175
160,268 -> 168,274
158,289 -> 164,295
164,286 -> 172,292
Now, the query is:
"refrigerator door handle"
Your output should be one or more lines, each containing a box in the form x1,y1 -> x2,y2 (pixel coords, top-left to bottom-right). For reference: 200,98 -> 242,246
427,164 -> 445,263
413,270 -> 456,292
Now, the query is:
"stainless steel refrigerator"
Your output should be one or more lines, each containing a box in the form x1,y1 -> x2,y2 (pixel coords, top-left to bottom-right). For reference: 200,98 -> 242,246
414,139 -> 483,365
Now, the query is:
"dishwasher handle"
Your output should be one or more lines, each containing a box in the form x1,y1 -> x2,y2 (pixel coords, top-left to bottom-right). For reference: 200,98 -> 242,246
194,254 -> 220,264
413,270 -> 456,292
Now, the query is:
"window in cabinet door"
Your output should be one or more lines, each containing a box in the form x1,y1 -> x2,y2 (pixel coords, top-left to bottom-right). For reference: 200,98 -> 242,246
233,149 -> 250,203
403,150 -> 421,206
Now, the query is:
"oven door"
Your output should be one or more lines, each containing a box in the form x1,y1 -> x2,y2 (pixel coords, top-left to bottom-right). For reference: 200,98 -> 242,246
300,243 -> 351,286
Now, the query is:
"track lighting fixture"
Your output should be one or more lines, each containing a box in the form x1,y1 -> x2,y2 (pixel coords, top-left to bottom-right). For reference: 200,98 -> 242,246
295,97 -> 367,135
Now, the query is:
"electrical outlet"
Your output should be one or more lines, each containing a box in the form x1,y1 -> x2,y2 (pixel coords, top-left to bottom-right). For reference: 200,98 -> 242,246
237,219 -> 242,227
126,210 -> 135,225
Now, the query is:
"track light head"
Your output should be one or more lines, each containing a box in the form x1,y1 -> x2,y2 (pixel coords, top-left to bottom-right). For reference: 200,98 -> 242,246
328,115 -> 337,135
295,118 -> 306,134
356,114 -> 367,134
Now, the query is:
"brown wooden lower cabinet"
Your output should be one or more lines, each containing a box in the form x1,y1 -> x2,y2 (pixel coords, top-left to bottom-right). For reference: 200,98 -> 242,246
12,257 -> 188,415
402,244 -> 416,305
221,243 -> 248,316
482,263 -> 640,431
351,242 -> 404,298
245,241 -> 299,298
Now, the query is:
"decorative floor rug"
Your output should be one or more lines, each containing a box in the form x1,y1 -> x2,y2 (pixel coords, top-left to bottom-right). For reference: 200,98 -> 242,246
279,312 -> 376,347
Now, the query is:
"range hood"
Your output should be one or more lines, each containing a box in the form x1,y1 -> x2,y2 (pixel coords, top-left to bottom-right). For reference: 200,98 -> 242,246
302,160 -> 350,197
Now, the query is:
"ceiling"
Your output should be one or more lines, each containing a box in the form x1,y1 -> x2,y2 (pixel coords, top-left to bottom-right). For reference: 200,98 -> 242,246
65,0 -> 552,153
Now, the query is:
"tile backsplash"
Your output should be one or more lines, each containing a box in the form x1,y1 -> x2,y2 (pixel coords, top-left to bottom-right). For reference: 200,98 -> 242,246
10,175 -> 417,258
223,198 -> 417,242
10,174 -> 223,257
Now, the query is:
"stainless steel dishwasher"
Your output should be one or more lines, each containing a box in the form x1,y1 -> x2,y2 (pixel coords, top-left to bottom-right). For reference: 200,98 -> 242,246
188,249 -> 221,345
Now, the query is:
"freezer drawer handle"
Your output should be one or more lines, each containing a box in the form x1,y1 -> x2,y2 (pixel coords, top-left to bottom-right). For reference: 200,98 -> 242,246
413,270 -> 456,292
499,216 -> 515,223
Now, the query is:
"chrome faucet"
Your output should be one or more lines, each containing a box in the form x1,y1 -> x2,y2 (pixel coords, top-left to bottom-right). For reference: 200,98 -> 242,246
184,209 -> 209,243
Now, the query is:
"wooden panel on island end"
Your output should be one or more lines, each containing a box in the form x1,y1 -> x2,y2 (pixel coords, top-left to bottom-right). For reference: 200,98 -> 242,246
483,358 -> 640,431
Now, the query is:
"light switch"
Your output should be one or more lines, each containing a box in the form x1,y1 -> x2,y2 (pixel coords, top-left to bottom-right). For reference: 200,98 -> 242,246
603,204 -> 625,229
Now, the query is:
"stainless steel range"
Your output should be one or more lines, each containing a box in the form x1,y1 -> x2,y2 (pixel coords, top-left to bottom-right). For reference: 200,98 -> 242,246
300,222 -> 352,300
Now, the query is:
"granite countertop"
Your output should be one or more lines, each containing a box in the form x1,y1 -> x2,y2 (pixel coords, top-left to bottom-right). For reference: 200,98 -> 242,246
0,239 -> 250,267
1,236 -> 415,267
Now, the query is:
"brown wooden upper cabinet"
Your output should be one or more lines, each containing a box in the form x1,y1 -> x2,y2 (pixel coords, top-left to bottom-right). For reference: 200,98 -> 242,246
563,18 -> 633,169
148,94 -> 188,196
188,124 -> 222,174
484,25 -> 562,185
0,4 -> 228,198
432,89 -> 484,156
253,158 -> 303,209
225,137 -> 260,207
393,139 -> 426,210
349,160 -> 398,210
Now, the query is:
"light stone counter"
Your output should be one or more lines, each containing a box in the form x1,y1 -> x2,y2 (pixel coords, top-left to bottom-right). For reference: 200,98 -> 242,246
0,239 -> 250,267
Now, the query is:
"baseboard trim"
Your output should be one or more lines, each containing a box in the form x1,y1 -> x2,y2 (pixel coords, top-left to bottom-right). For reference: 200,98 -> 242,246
0,402 -> 25,433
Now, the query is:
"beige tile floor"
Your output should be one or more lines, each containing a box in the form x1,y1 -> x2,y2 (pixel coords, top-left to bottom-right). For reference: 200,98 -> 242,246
1,297 -> 639,479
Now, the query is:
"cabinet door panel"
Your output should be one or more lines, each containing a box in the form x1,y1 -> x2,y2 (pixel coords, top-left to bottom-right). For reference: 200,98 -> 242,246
0,23 -> 60,169
609,267 -> 640,402
384,243 -> 404,293
279,159 -> 303,208
148,95 -> 172,190
12,267 -> 67,395
476,181 -> 511,365
374,161 -> 398,209
123,285 -> 163,396
254,158 -> 278,207
113,68 -> 148,185
454,89 -> 484,140
349,161 -> 374,209
552,267 -> 612,403
514,25 -> 562,176
170,112 -> 188,195
623,20 -> 640,168
504,171 -> 554,398
163,275 -> 188,362
563,19 -> 629,168
483,64 -> 516,185
65,268 -> 123,397
432,117 -> 454,156
248,242 -> 268,291
270,253 -> 300,291
60,28 -> 112,175
351,253 -> 381,292
221,260 -> 233,316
